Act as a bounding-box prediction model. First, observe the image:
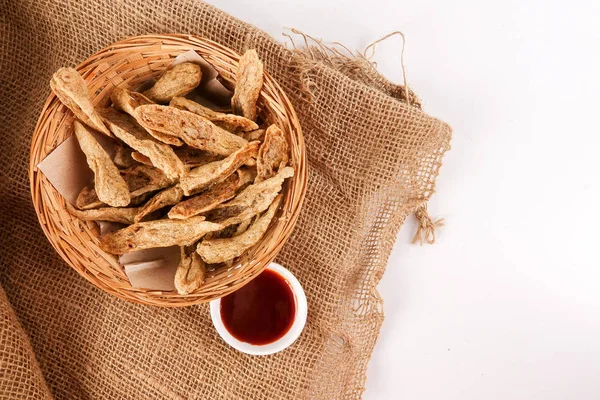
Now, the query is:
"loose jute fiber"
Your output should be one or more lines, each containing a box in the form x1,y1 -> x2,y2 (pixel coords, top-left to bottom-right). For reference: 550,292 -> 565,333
0,1 -> 451,399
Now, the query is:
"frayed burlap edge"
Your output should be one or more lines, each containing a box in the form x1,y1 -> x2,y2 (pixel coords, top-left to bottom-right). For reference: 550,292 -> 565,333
283,29 -> 446,245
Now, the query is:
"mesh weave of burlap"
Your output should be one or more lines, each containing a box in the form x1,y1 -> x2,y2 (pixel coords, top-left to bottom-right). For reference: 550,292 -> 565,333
0,1 -> 451,398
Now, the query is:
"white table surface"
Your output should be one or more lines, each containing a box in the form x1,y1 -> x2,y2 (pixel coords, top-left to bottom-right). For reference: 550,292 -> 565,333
207,1 -> 600,398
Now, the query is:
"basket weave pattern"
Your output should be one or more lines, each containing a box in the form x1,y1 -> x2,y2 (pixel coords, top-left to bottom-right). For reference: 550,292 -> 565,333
29,35 -> 307,307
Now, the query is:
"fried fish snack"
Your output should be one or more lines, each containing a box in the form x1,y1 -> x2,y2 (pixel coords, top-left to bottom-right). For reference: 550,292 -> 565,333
234,166 -> 258,185
99,217 -> 221,254
130,152 -> 153,166
123,164 -> 175,196
256,124 -> 289,182
206,215 -> 253,241
111,86 -> 153,115
134,186 -> 184,223
143,62 -> 202,103
239,128 -> 265,142
179,141 -> 259,196
174,246 -> 206,295
140,128 -> 184,146
135,105 -> 248,156
211,166 -> 294,226
100,107 -> 185,180
113,145 -> 136,168
77,163 -> 174,209
173,146 -> 223,168
168,168 -> 255,219
66,203 -> 140,224
169,175 -> 237,220
197,195 -> 282,264
142,128 -> 184,147
75,186 -> 152,210
204,224 -> 240,240
234,216 -> 254,236
50,68 -> 111,136
231,49 -> 263,121
110,86 -> 184,146
169,97 -> 219,119
170,97 -> 259,133
74,121 -> 130,207
75,186 -> 105,210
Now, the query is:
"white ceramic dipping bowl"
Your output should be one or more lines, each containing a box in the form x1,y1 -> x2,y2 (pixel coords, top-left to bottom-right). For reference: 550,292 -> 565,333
210,262 -> 307,355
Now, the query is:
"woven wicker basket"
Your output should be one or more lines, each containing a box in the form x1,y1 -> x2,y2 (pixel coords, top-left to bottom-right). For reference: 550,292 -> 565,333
29,34 -> 307,307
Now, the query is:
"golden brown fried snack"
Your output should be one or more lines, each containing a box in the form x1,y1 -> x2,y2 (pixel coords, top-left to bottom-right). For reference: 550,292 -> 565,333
77,164 -> 173,209
50,68 -> 111,136
75,186 -> 152,210
110,86 -> 184,146
75,186 -> 104,210
99,107 -> 185,180
174,246 -> 206,295
207,216 -> 253,241
134,105 -> 248,156
197,195 -> 282,264
111,86 -> 152,114
134,186 -> 184,223
179,141 -> 259,196
130,152 -> 152,166
148,130 -> 184,146
123,164 -> 175,196
205,224 -> 240,240
173,146 -> 223,168
111,86 -> 149,114
231,49 -> 263,121
256,124 -> 289,182
211,166 -> 294,226
113,145 -> 136,168
74,121 -> 130,207
169,97 -> 219,118
235,166 -> 258,184
169,175 -> 237,220
142,128 -> 184,147
66,203 -> 140,224
170,97 -> 259,133
168,168 -> 255,220
140,128 -> 183,147
239,129 -> 265,142
234,219 -> 252,236
99,217 -> 221,254
143,62 -> 202,103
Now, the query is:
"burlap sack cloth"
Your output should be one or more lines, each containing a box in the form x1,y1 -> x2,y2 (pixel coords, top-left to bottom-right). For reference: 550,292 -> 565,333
0,1 -> 451,398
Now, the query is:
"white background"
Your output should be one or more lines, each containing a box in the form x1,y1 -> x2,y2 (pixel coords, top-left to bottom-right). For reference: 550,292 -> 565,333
207,1 -> 600,398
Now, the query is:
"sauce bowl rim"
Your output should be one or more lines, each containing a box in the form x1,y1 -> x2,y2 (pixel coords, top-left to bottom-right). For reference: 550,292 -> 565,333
210,262 -> 308,355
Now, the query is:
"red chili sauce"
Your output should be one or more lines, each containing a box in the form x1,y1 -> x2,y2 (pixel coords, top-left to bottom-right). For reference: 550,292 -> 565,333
220,268 -> 296,345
